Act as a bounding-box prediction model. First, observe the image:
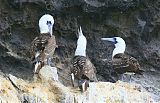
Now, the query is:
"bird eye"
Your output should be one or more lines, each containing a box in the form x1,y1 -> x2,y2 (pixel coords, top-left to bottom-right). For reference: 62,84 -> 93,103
47,21 -> 52,25
113,37 -> 118,44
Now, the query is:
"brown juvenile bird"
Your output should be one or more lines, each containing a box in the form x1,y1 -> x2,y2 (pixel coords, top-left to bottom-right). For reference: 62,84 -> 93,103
101,37 -> 143,80
31,14 -> 57,74
71,27 -> 97,92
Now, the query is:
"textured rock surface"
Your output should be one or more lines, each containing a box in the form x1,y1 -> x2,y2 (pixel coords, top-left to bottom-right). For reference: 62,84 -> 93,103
0,71 -> 155,103
0,0 -> 160,102
0,74 -> 20,103
39,65 -> 59,82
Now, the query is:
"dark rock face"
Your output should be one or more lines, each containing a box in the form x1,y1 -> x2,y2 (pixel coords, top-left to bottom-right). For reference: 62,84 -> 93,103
0,0 -> 160,101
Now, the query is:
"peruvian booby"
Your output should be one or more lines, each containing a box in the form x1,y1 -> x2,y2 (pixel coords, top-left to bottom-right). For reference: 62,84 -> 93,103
71,27 -> 97,92
101,37 -> 143,75
31,14 -> 57,74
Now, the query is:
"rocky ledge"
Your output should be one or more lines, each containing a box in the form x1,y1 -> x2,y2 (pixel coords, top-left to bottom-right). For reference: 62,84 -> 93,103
0,0 -> 160,102
0,66 -> 155,103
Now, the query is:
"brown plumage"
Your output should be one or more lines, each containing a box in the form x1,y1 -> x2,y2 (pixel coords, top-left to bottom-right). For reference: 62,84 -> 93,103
71,56 -> 97,91
31,33 -> 50,58
43,34 -> 57,60
31,33 -> 57,73
72,56 -> 87,79
71,56 -> 98,81
112,53 -> 143,74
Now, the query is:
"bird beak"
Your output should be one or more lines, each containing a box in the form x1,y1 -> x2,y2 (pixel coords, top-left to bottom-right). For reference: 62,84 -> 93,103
47,21 -> 53,36
77,26 -> 83,38
76,28 -> 79,38
79,26 -> 82,35
34,62 -> 40,73
48,24 -> 53,36
101,37 -> 114,42
101,37 -> 116,44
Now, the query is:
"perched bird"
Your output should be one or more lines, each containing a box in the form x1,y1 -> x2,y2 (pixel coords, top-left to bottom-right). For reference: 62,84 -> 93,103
71,27 -> 97,92
101,37 -> 143,77
31,14 -> 57,74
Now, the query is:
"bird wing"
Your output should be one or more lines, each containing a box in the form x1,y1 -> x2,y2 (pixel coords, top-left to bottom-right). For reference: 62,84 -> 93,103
31,34 -> 51,62
112,53 -> 129,69
84,58 -> 98,82
71,56 -> 87,80
128,55 -> 142,74
43,35 -> 57,58
113,53 -> 143,74
71,56 -> 97,82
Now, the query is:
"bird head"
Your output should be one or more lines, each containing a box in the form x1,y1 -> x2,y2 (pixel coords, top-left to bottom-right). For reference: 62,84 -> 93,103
101,37 -> 126,58
39,14 -> 54,36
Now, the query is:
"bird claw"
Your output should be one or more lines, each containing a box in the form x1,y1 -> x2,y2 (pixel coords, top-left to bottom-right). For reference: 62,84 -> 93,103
78,79 -> 89,92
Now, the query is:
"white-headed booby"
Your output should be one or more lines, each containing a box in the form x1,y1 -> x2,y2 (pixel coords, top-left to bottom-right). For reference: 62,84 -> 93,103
71,27 -> 97,92
101,37 -> 143,75
31,14 -> 57,74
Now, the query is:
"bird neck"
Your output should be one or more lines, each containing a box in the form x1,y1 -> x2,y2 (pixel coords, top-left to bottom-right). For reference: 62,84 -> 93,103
112,43 -> 126,59
39,24 -> 53,36
75,35 -> 87,57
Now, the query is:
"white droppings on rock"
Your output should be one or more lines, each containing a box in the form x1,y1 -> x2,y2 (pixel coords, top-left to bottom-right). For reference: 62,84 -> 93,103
39,65 -> 59,83
0,69 -> 157,103
51,67 -> 59,81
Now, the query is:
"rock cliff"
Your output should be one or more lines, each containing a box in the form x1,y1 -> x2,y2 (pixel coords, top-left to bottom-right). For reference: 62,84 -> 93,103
0,0 -> 160,102
0,66 -> 154,103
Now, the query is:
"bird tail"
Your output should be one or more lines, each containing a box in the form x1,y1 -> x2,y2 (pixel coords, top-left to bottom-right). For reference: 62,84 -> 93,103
34,61 -> 43,74
78,79 -> 89,92
71,73 -> 75,87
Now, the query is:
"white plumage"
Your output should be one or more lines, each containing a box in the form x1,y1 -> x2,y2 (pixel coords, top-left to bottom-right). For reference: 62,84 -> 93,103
39,14 -> 54,35
101,37 -> 126,58
75,27 -> 87,57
